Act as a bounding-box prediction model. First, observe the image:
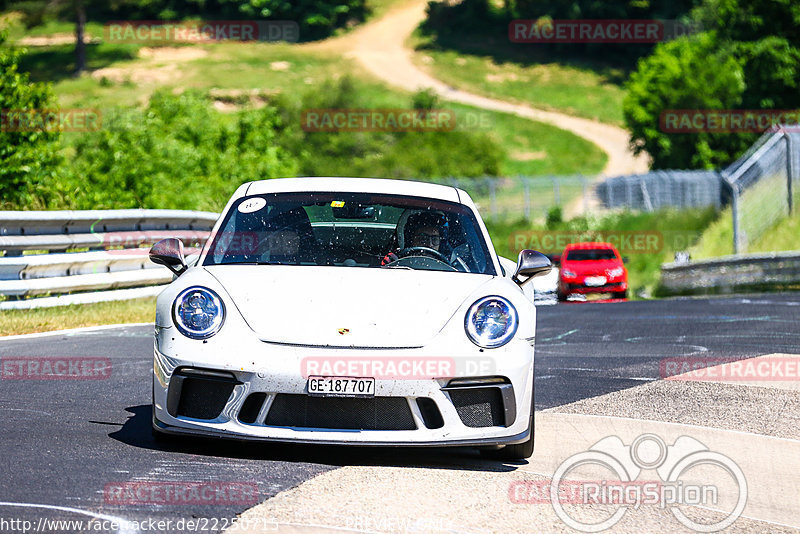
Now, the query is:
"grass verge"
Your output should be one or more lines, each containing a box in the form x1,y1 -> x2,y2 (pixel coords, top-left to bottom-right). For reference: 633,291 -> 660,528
487,207 -> 719,298
6,17 -> 606,177
410,31 -> 626,125
0,297 -> 155,336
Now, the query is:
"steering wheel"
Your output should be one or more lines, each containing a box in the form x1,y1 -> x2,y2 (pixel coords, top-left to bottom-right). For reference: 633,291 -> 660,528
397,246 -> 449,263
396,246 -> 471,272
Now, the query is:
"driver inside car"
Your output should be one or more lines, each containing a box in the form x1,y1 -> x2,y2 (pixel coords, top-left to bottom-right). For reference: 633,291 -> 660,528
381,211 -> 445,266
254,208 -> 312,264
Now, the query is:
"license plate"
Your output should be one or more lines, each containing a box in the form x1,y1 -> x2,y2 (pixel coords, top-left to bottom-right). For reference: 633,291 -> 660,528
307,376 -> 375,397
584,276 -> 607,287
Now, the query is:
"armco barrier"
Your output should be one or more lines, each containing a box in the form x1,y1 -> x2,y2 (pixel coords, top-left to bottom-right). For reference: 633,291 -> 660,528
0,210 -> 218,309
660,251 -> 800,294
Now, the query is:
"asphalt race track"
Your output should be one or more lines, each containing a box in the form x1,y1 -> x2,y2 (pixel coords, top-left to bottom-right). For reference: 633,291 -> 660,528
0,293 -> 798,533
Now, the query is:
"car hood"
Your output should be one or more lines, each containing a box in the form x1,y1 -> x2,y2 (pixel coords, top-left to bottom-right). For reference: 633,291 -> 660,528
563,260 -> 623,275
206,265 -> 493,348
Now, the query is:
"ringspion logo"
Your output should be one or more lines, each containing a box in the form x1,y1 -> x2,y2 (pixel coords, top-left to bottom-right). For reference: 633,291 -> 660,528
542,434 -> 747,532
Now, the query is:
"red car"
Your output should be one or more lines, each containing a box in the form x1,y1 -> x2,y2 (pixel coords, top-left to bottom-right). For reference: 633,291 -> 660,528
556,242 -> 628,300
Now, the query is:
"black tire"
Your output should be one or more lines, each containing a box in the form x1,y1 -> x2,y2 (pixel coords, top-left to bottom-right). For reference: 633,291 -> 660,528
615,290 -> 628,299
480,418 -> 534,460
151,424 -> 175,443
480,391 -> 535,461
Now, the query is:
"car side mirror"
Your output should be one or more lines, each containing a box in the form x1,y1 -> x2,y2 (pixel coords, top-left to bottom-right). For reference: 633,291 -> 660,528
550,254 -> 561,266
150,238 -> 188,276
512,249 -> 552,287
622,256 -> 629,264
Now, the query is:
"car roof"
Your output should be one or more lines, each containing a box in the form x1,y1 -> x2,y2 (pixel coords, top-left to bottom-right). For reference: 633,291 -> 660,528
242,177 -> 462,203
564,242 -> 619,251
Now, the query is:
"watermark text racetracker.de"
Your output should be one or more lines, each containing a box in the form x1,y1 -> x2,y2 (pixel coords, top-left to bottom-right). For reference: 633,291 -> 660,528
660,109 -> 800,133
661,356 -> 800,381
104,20 -> 299,43
104,481 -> 258,506
301,108 -> 493,132
299,356 -> 496,380
1,357 -> 111,380
512,433 -> 747,532
509,19 -> 701,43
509,230 -> 702,255
1,109 -> 101,132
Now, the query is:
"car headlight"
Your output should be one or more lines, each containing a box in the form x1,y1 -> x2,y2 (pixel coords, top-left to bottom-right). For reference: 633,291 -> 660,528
173,286 -> 225,339
561,269 -> 577,278
607,267 -> 624,278
465,296 -> 518,348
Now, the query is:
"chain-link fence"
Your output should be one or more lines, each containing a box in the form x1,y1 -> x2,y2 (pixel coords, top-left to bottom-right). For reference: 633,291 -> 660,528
428,170 -> 722,222
596,170 -> 722,211
424,129 -> 798,231
431,175 -> 596,222
723,128 -> 799,253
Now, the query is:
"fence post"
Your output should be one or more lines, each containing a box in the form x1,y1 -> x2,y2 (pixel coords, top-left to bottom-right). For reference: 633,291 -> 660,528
732,183 -> 741,254
640,180 -> 653,212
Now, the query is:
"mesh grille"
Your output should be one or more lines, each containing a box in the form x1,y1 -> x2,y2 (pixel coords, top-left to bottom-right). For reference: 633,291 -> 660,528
265,394 -> 416,430
174,377 -> 234,420
238,392 -> 267,424
448,387 -> 504,427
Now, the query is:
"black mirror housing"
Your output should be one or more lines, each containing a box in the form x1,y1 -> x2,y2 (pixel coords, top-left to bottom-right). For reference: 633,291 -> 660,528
149,238 -> 188,276
512,249 -> 552,287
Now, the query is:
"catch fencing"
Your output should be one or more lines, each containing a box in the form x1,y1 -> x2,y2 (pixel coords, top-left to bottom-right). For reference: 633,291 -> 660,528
431,170 -> 724,222
432,175 -> 595,222
724,129 -> 799,253
595,170 -> 722,211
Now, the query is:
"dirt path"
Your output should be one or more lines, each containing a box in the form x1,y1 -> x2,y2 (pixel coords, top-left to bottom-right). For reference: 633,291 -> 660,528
307,0 -> 649,179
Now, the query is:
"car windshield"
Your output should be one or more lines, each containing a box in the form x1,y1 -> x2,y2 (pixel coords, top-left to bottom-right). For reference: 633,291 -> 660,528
566,249 -> 618,261
203,192 -> 496,275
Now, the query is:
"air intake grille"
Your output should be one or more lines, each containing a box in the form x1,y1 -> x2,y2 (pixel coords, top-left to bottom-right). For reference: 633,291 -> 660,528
448,387 -> 504,427
173,377 -> 234,420
238,392 -> 267,424
265,395 -> 416,430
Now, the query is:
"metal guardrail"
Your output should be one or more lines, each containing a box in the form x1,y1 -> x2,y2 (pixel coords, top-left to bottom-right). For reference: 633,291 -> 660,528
660,251 -> 800,294
0,210 -> 218,309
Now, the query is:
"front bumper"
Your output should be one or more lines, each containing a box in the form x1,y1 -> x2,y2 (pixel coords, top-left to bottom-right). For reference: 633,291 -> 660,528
152,336 -> 535,447
560,280 -> 627,294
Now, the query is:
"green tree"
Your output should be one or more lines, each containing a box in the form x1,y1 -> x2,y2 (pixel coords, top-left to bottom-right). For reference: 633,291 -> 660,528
624,0 -> 800,169
222,0 -> 368,40
693,0 -> 800,46
0,34 -> 62,207
624,33 -> 747,169
63,90 -> 299,210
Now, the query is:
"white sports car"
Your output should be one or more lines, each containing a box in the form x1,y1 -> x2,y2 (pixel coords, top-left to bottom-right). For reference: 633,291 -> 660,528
149,177 -> 551,458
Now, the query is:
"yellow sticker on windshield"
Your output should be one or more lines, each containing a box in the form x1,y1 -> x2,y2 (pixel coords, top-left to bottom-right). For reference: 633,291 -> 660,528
331,200 -> 345,207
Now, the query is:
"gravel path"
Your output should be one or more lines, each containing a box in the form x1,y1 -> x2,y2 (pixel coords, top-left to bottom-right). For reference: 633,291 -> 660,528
307,0 -> 650,179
